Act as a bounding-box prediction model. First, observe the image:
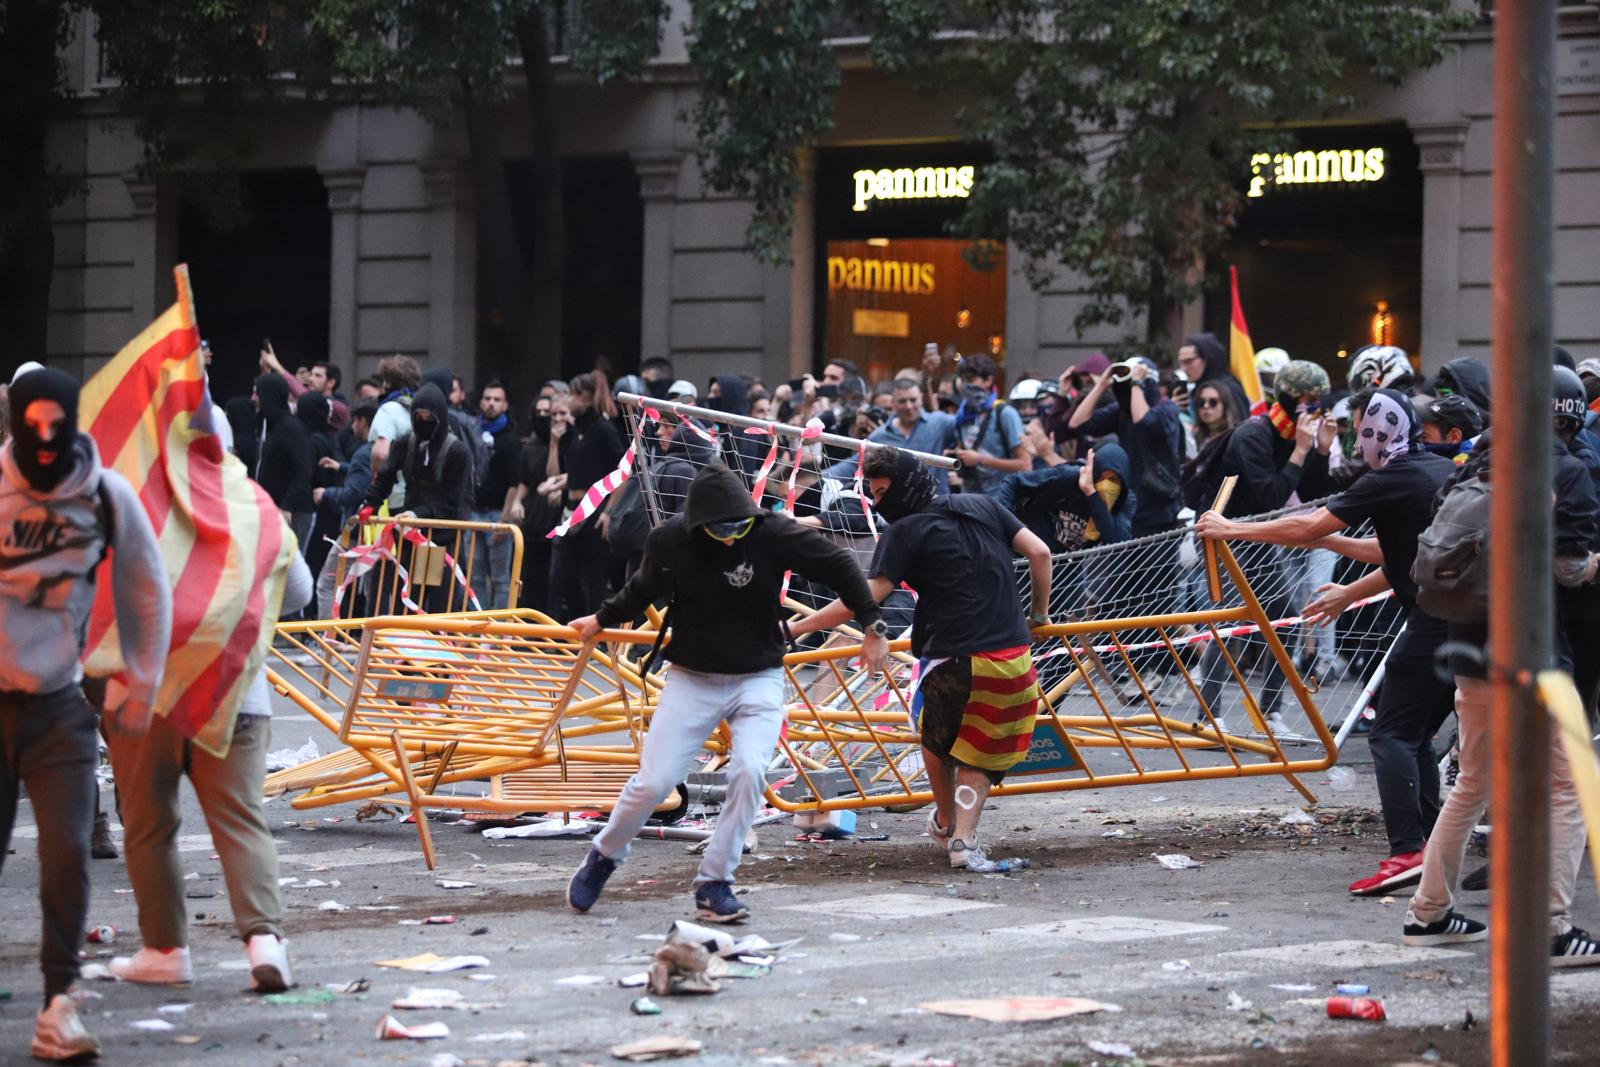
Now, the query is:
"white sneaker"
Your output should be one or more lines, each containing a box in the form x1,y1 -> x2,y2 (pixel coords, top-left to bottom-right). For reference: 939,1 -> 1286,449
925,809 -> 951,850
31,993 -> 100,1061
247,934 -> 292,992
1264,711 -> 1288,734
108,946 -> 193,984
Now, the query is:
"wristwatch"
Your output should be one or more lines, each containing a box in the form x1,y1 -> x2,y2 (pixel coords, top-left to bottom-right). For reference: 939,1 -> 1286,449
1029,611 -> 1050,627
865,619 -> 889,638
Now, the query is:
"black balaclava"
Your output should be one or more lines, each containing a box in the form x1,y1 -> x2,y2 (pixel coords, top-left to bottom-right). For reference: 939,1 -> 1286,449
873,448 -> 940,523
296,391 -> 331,435
9,368 -> 83,492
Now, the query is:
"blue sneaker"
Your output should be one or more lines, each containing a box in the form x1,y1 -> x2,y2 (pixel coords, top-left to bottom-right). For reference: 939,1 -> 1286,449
567,847 -> 617,913
693,881 -> 750,924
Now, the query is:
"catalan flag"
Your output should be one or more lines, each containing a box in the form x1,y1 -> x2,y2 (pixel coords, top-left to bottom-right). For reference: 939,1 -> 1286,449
1229,266 -> 1266,412
949,646 -> 1041,775
79,265 -> 295,757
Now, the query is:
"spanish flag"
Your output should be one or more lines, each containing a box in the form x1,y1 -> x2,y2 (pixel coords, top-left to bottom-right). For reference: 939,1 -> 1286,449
1229,266 -> 1265,412
80,265 -> 295,757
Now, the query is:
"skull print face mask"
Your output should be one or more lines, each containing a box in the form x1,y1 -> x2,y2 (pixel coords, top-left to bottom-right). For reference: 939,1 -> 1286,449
1356,390 -> 1417,470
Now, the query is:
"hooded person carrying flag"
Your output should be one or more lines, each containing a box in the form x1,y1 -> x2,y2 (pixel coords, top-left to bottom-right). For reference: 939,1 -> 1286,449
0,369 -> 172,1062
566,464 -> 885,923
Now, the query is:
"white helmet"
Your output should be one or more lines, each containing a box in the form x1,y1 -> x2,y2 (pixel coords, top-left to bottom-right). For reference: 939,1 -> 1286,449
1254,347 -> 1290,377
1348,345 -> 1413,391
1008,378 -> 1043,402
667,379 -> 698,401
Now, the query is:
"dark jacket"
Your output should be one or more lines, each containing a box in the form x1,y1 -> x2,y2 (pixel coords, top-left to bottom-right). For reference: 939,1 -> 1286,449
596,465 -> 883,674
363,384 -> 472,520
297,392 -> 339,491
1434,358 -> 1492,423
1185,331 -> 1254,419
1075,379 -> 1183,533
993,442 -> 1135,552
475,419 -> 523,511
255,373 -> 313,513
563,407 -> 626,513
321,441 -> 373,520
1219,414 -> 1332,517
1558,432 -> 1600,623
226,395 -> 261,472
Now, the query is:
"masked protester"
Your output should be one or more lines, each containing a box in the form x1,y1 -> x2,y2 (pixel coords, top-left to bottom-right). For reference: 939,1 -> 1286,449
1,369 -> 172,1062
253,373 -> 314,549
1197,386 -> 1460,898
792,447 -> 1055,873
566,464 -> 884,922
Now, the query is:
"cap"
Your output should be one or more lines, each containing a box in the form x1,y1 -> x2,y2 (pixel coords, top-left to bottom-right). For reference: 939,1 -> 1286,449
667,379 -> 698,401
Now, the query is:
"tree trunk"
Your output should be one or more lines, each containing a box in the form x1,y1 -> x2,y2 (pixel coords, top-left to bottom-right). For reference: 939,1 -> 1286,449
0,0 -> 64,371
514,9 -> 566,388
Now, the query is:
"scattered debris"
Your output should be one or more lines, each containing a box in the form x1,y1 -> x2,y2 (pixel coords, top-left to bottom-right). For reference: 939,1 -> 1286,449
1334,983 -> 1370,996
318,900 -> 349,912
610,1034 -> 703,1061
332,978 -> 371,994
265,739 -> 319,772
86,925 -> 116,945
1154,853 -> 1204,870
436,879 -> 476,889
130,1019 -> 176,1032
828,933 -> 862,943
375,1014 -> 451,1040
1225,991 -> 1253,1011
555,974 -> 609,988
427,1055 -> 466,1067
648,944 -> 719,997
354,801 -> 402,822
1279,810 -> 1316,826
263,989 -> 336,1006
469,1031 -> 529,1043
630,996 -> 663,1016
917,997 -> 1113,1023
78,963 -> 115,981
375,953 -> 491,973
1162,960 -> 1191,972
392,988 -> 468,1011
1327,996 -> 1387,1022
481,817 -> 596,840
1326,765 -> 1356,790
1087,1040 -> 1135,1058
1270,983 -> 1316,993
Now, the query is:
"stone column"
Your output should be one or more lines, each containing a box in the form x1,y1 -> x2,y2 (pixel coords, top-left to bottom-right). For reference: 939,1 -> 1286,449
319,167 -> 365,365
1413,122 -> 1469,374
124,179 -> 159,326
633,151 -> 681,364
786,147 -> 817,378
421,159 -> 475,376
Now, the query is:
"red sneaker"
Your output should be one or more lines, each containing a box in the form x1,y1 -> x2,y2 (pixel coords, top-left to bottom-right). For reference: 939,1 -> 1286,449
1349,850 -> 1424,896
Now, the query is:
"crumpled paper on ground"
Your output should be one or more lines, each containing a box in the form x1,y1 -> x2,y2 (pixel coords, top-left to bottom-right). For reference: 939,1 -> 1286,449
647,943 -> 719,996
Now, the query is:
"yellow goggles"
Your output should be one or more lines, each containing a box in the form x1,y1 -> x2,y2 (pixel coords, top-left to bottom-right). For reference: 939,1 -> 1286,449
703,517 -> 756,544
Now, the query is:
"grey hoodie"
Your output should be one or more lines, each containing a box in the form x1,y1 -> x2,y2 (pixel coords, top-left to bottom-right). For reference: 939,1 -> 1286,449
0,436 -> 171,704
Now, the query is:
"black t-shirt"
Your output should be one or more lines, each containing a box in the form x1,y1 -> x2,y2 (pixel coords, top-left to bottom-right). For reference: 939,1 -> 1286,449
868,495 -> 1031,658
1326,449 -> 1456,621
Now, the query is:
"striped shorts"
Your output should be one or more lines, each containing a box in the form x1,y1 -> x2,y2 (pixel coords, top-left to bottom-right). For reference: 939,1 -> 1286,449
918,646 -> 1041,784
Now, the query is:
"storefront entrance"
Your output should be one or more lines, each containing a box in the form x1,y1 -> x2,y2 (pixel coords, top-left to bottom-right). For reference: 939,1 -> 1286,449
814,146 -> 1006,386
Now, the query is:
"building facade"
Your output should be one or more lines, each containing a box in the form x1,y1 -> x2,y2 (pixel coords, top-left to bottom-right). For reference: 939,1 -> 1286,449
43,7 -> 1600,404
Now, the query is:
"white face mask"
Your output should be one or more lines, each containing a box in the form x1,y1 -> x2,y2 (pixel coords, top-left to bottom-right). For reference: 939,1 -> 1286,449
1357,392 -> 1412,469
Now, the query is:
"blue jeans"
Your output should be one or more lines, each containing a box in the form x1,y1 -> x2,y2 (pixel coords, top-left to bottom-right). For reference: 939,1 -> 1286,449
468,508 -> 516,610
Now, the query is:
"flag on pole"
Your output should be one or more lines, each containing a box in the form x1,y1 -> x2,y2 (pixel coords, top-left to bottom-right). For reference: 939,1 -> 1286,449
1229,266 -> 1266,412
79,265 -> 295,757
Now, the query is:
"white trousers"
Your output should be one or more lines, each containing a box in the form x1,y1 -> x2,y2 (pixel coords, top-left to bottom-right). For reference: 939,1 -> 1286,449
593,666 -> 786,887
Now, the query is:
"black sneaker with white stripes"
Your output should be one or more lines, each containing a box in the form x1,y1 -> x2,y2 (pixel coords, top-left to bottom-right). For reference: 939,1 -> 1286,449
1403,909 -> 1487,946
1551,926 -> 1600,968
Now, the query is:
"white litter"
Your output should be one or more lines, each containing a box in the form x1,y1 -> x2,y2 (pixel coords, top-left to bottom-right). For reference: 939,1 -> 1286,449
619,973 -> 649,988
130,1019 -> 176,1032
481,817 -> 596,840
392,988 -> 467,1011
1162,960 -> 1192,972
1270,983 -> 1317,992
78,963 -> 115,981
555,974 -> 608,987
1088,1041 -> 1136,1058
1327,765 -> 1356,790
318,900 -> 349,912
469,1031 -> 528,1043
375,1014 -> 450,1040
1154,853 -> 1204,870
829,933 -> 862,943
428,1056 -> 467,1067
265,738 -> 319,772
1279,810 -> 1316,826
1225,991 -> 1253,1011
436,880 -> 476,889
157,1004 -> 191,1016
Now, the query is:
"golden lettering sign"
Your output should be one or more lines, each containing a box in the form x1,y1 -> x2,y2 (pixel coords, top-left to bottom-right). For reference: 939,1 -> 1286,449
852,166 -> 975,212
827,256 -> 937,295
852,309 -> 911,338
1247,148 -> 1385,198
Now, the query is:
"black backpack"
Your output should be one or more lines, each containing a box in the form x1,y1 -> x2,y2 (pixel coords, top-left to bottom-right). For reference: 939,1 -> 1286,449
1180,426 -> 1238,511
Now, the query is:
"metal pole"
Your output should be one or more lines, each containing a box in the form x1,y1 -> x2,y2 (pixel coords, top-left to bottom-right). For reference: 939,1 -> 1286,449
1489,3 -> 1556,1063
615,393 -> 962,470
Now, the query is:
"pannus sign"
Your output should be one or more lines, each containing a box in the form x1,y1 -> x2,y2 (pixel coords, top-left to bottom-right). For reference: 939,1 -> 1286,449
1247,148 -> 1386,198
852,165 -> 976,212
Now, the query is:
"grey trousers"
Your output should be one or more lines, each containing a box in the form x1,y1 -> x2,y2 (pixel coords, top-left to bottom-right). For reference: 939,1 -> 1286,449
0,685 -> 98,1002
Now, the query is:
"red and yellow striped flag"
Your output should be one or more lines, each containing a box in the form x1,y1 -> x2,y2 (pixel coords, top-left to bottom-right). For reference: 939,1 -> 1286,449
80,265 -> 295,757
1229,266 -> 1265,412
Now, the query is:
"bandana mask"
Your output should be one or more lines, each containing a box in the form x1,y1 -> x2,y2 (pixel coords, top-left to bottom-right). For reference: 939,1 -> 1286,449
1357,391 -> 1413,470
412,414 -> 438,440
703,517 -> 755,544
874,451 -> 940,522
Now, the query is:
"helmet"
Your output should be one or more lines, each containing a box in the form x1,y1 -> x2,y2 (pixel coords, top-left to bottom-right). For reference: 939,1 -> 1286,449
667,379 -> 697,401
1554,365 -> 1586,424
1275,360 -> 1331,404
613,374 -> 646,399
1008,378 -> 1043,402
1254,347 -> 1290,377
1348,345 -> 1413,391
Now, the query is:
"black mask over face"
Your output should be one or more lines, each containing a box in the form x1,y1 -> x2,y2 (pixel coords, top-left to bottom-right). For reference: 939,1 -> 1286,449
643,377 -> 671,401
874,449 -> 940,523
530,413 -> 552,445
8,369 -> 82,492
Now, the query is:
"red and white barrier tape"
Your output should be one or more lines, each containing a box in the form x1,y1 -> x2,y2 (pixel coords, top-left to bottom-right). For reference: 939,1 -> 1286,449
547,405 -> 657,540
329,521 -> 483,619
778,419 -> 825,601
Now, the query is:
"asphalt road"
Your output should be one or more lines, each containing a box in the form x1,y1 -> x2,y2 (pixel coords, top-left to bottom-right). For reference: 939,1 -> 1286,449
2,698 -> 1597,1067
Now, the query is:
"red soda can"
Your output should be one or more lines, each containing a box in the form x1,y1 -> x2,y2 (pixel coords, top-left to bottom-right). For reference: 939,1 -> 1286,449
1326,995 -> 1386,1021
87,925 -> 117,945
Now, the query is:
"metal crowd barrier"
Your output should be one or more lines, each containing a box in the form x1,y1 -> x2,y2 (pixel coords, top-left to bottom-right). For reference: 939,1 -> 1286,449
326,515 -> 526,620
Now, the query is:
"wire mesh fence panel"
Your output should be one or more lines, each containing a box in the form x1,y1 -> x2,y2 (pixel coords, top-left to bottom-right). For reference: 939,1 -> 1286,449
321,516 -> 526,621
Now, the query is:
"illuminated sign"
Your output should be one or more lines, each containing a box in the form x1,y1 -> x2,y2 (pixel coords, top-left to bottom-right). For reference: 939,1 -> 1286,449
1247,148 -> 1385,198
852,165 -> 975,212
827,256 -> 936,295
852,309 -> 911,338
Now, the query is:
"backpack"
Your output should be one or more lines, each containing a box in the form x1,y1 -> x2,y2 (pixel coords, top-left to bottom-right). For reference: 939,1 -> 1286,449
1410,472 -> 1490,622
446,409 -> 485,501
1179,426 -> 1237,511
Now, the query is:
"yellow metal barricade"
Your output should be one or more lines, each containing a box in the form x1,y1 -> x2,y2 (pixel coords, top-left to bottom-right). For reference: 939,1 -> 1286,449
328,515 -> 525,619
767,537 -> 1337,813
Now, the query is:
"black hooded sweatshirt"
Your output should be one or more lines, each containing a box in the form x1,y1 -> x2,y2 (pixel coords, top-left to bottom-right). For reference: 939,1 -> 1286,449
296,392 -> 339,489
363,384 -> 473,520
255,373 -> 313,512
1433,357 -> 1491,423
596,465 -> 883,674
1184,331 -> 1254,419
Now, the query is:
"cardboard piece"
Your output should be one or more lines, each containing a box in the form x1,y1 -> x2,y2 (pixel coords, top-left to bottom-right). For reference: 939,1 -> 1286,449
375,1014 -> 451,1040
917,996 -> 1112,1023
610,1035 -> 704,1061
375,953 -> 491,973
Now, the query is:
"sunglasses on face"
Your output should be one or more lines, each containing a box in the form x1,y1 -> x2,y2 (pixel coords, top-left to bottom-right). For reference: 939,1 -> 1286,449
1197,397 -> 1222,409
